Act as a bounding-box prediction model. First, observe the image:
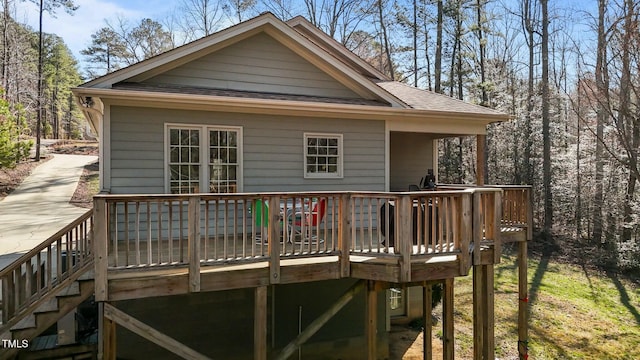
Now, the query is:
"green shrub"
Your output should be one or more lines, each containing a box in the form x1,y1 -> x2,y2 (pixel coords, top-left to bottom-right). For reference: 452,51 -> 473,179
0,96 -> 32,168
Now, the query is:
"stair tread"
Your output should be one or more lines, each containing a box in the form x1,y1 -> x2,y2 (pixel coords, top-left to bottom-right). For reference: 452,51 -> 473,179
10,314 -> 35,331
10,280 -> 93,344
57,282 -> 80,297
34,298 -> 58,314
78,269 -> 95,281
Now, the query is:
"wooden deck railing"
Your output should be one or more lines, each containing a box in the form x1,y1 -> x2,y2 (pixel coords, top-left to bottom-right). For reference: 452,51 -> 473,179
0,210 -> 94,333
92,188 -> 525,297
439,184 -> 532,235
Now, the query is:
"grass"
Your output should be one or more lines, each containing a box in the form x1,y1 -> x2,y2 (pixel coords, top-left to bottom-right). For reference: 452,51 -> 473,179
446,251 -> 640,359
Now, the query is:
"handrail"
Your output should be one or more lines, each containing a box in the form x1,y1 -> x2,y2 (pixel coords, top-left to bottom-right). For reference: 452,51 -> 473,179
1,210 -> 94,328
0,210 -> 93,279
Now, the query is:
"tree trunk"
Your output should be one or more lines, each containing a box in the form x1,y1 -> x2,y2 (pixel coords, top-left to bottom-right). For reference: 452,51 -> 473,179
434,0 -> 443,93
35,0 -> 44,161
413,0 -> 418,87
592,0 -> 607,244
620,0 -> 636,243
377,0 -> 394,80
541,0 -> 552,235
476,0 -> 489,184
523,0 -> 536,186
2,0 -> 9,98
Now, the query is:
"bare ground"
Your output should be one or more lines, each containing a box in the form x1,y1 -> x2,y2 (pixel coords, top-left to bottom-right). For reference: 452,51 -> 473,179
389,324 -> 444,359
69,160 -> 99,208
51,140 -> 100,208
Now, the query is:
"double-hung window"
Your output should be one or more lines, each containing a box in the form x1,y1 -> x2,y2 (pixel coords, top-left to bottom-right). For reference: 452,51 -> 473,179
167,125 -> 242,194
304,133 -> 343,178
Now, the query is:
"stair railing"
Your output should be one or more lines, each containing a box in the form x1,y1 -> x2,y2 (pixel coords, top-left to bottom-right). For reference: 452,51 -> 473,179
0,209 -> 94,334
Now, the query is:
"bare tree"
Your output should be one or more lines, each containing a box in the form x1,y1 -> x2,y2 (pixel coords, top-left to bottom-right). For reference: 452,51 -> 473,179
522,0 -> 538,187
375,0 -> 394,79
592,0 -> 608,244
224,0 -> 257,23
541,0 -> 552,235
617,0 -> 637,243
434,0 -> 443,93
176,0 -> 224,43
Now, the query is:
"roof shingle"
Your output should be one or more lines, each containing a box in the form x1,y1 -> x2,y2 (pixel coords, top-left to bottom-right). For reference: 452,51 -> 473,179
375,81 -> 506,117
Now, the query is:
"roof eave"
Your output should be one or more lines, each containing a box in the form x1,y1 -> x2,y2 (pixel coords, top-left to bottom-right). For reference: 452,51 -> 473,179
72,87 -> 509,126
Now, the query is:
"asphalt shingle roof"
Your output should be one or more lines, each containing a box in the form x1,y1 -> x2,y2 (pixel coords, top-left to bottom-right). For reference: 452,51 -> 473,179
375,81 -> 506,116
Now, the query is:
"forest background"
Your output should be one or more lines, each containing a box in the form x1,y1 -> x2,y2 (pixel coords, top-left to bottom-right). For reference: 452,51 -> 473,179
2,0 -> 640,277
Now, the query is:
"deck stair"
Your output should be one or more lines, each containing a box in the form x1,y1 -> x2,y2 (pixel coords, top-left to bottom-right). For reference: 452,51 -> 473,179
0,211 -> 94,359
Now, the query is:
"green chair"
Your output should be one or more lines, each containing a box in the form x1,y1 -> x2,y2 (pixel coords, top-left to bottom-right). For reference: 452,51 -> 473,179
252,199 -> 269,244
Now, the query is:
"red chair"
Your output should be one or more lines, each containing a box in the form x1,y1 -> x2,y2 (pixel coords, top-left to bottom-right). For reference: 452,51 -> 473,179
289,198 -> 327,243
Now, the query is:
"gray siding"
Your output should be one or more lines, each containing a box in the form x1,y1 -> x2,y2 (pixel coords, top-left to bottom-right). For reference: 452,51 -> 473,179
145,33 -> 361,99
390,131 -> 434,191
108,106 -> 385,194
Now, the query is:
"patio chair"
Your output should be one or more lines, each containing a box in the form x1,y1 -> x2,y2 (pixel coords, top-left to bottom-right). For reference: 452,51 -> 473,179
252,199 -> 269,245
289,198 -> 327,244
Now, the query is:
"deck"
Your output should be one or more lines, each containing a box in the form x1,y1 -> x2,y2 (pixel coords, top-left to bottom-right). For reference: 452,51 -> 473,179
0,186 -> 532,360
91,187 -> 531,302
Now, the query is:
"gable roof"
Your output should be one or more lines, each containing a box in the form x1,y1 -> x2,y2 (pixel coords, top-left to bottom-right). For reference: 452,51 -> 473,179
80,12 -> 404,107
74,12 -> 510,138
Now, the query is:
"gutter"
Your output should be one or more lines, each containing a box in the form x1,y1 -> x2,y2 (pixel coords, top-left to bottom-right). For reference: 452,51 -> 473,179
71,87 -> 510,126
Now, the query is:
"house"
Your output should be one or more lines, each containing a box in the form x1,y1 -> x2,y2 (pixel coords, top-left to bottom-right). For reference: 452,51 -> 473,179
0,12 -> 532,360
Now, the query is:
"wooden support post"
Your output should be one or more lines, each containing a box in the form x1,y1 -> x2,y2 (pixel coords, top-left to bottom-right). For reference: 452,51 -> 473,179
103,303 -> 210,360
423,282 -> 433,360
188,196 -> 201,293
269,196 -> 281,284
476,135 -> 486,186
255,286 -> 268,360
94,197 -> 108,302
276,281 -> 365,360
366,281 -> 378,359
339,194 -> 351,277
473,264 -> 496,360
473,266 -> 484,360
484,265 -> 495,360
443,278 -> 454,360
99,302 -> 116,360
398,196 -> 412,282
518,242 -> 529,360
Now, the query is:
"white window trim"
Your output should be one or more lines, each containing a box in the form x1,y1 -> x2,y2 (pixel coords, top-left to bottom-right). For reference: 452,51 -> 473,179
303,132 -> 344,179
164,123 -> 243,194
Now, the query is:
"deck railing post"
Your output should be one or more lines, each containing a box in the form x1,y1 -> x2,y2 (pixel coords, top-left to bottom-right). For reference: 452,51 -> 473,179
472,191 -> 482,266
338,193 -> 351,277
493,190 -> 502,263
2,272 -> 14,323
525,188 -> 533,241
94,197 -> 109,302
398,195 -> 412,282
268,196 -> 281,284
459,192 -> 472,275
188,196 -> 201,293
